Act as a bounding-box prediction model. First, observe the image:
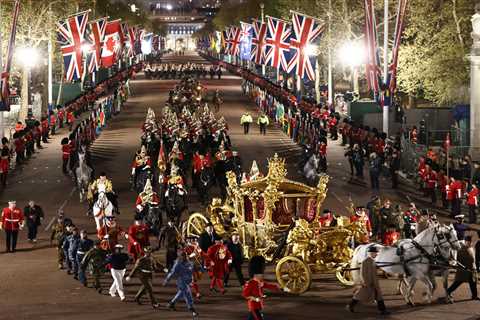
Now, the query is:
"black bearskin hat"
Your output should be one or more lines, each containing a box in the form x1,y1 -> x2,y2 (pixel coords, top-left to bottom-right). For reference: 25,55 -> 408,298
248,255 -> 266,278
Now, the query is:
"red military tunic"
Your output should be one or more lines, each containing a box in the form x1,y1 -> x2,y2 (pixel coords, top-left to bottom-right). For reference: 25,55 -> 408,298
193,154 -> 212,174
206,243 -> 232,279
350,213 -> 372,243
135,193 -> 160,206
0,146 -> 10,173
67,111 -> 75,124
467,187 -> 479,207
62,144 -> 71,160
242,278 -> 279,312
383,230 -> 400,246
97,224 -> 125,251
1,207 -> 24,231
127,223 -> 150,260
14,137 -> 25,154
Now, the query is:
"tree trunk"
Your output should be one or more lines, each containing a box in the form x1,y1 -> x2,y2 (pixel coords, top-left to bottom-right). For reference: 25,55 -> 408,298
56,64 -> 64,107
452,0 -> 465,48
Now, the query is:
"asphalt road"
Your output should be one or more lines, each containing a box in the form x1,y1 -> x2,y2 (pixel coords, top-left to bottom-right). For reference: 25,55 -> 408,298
0,52 -> 479,320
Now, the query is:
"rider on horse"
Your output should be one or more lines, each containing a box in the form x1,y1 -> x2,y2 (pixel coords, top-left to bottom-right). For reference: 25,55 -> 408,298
88,172 -> 119,214
132,145 -> 152,190
136,179 -> 160,211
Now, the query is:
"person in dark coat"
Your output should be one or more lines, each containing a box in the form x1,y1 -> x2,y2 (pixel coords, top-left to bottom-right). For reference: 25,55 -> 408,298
159,220 -> 179,272
225,232 -> 245,287
24,200 -> 44,242
198,222 -> 219,253
447,236 -> 479,301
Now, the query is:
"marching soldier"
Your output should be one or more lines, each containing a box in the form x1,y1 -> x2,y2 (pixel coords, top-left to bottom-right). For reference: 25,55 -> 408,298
159,220 -> 180,272
1,200 -> 24,253
207,238 -> 232,294
126,246 -> 162,308
127,214 -> 150,261
0,137 -> 10,187
51,216 -> 68,269
131,145 -> 152,186
81,240 -> 108,293
184,236 -> 204,299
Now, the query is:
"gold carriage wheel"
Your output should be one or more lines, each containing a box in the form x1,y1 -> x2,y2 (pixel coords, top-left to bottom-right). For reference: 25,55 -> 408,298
335,264 -> 354,286
275,256 -> 311,295
187,212 -> 209,238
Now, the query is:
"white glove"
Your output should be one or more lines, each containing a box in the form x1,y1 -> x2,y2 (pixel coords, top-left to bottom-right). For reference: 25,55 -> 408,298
136,204 -> 143,211
126,276 -> 131,282
254,297 -> 261,302
227,259 -> 232,265
283,287 -> 291,293
178,189 -> 185,196
131,168 -> 135,175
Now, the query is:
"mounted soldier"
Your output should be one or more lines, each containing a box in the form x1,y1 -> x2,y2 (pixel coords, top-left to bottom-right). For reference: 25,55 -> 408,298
88,172 -> 119,215
164,165 -> 187,225
131,145 -> 153,194
193,151 -> 214,205
136,179 -> 163,235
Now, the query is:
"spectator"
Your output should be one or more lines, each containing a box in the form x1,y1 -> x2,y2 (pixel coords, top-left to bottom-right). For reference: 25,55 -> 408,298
369,152 -> 381,190
446,236 -> 478,301
24,200 -> 44,243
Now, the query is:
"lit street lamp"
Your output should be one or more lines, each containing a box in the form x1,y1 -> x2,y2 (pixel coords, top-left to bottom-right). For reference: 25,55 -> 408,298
339,41 -> 366,96
17,47 -> 39,121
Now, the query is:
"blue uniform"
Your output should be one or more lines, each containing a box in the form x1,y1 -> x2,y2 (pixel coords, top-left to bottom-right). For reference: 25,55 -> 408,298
165,259 -> 194,308
76,238 -> 94,284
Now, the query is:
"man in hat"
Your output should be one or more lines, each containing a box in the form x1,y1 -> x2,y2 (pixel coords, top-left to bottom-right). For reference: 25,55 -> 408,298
446,236 -> 478,301
347,246 -> 389,315
240,112 -> 253,135
131,145 -> 152,187
81,240 -> 108,293
126,246 -> 161,308
184,235 -> 204,299
453,214 -> 475,241
61,137 -> 71,174
1,200 -> 24,253
242,256 -> 281,320
159,219 -> 179,272
135,179 -> 161,222
24,200 -> 44,243
107,244 -> 130,301
163,251 -> 199,317
466,182 -> 479,224
128,215 -> 150,261
88,172 -> 118,213
97,217 -> 127,252
199,222 -> 219,253
225,232 -> 245,287
207,238 -> 232,294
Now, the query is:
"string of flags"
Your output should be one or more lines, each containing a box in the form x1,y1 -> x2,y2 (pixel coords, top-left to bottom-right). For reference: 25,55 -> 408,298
57,11 -> 165,82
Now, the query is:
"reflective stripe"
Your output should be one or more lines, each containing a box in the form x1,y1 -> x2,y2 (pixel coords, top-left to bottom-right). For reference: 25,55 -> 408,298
77,251 -> 86,254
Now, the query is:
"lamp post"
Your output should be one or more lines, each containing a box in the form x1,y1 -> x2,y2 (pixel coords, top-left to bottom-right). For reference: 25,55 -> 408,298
17,47 -> 39,122
339,41 -> 366,95
260,2 -> 265,76
383,0 -> 389,136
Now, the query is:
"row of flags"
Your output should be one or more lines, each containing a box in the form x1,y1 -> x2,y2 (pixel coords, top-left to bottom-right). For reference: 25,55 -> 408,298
199,11 -> 326,81
57,10 -> 164,82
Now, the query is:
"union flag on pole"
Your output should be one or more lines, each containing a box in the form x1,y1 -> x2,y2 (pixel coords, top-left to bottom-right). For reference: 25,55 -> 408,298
87,17 -> 107,73
364,0 -> 382,95
250,19 -> 267,65
239,22 -> 252,60
101,20 -> 122,68
57,10 -> 89,81
287,11 -> 325,80
388,0 -> 408,94
264,16 -> 291,71
0,0 -> 20,111
127,25 -> 137,57
228,26 -> 241,56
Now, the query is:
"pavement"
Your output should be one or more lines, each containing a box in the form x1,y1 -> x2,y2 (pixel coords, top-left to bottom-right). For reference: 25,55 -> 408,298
0,52 -> 479,320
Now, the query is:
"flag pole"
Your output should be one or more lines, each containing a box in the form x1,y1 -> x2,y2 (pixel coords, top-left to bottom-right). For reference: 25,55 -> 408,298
327,0 -> 333,107
0,1 -> 3,139
383,0 -> 389,135
260,3 -> 265,76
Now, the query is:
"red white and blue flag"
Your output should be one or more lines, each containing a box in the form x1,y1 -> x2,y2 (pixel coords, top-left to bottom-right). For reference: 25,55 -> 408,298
228,26 -> 241,56
364,0 -> 382,95
87,17 -> 107,73
222,29 -> 230,54
127,25 -> 137,57
264,16 -> 291,71
0,0 -> 20,111
134,28 -> 144,55
101,19 -> 122,68
287,11 -> 325,80
388,0 -> 408,94
250,19 -> 267,65
120,22 -> 129,56
57,10 -> 89,82
239,22 -> 252,60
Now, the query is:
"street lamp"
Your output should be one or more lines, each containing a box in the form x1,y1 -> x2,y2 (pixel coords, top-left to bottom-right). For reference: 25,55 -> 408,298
339,41 -> 366,99
17,47 -> 39,121
166,4 -> 173,11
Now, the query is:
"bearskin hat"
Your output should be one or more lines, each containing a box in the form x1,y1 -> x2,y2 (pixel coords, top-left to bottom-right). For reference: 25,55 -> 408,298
248,255 -> 266,278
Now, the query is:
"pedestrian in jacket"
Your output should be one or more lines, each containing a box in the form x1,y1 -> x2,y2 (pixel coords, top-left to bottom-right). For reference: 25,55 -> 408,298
76,230 -> 94,285
240,112 -> 253,135
369,152 -> 381,190
347,246 -> 389,314
24,200 -> 44,242
164,251 -> 198,317
65,227 -> 80,277
257,114 -> 269,135
447,236 -> 479,301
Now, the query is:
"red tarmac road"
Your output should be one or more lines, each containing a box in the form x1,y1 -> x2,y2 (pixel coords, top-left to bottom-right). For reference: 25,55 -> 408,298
0,53 -> 479,320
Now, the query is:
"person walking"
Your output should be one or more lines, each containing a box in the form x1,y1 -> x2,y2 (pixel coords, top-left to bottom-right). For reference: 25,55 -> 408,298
347,246 -> 389,315
1,200 -> 24,253
164,251 -> 199,317
81,240 -> 108,293
225,232 -> 245,287
240,112 -> 253,135
76,230 -> 94,286
446,236 -> 479,301
368,152 -> 381,191
65,227 -> 80,278
467,183 -> 479,224
107,244 -> 130,301
126,247 -> 161,308
257,113 -> 269,135
50,216 -> 68,269
24,200 -> 44,243
159,220 -> 179,272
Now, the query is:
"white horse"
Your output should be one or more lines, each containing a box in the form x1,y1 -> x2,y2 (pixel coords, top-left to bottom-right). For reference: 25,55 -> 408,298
351,224 -> 461,305
92,191 -> 114,230
303,153 -> 321,186
75,147 -> 93,202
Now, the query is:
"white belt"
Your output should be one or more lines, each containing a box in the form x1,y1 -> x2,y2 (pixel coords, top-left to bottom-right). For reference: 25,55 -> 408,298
140,269 -> 153,273
5,219 -> 19,222
77,251 -> 86,254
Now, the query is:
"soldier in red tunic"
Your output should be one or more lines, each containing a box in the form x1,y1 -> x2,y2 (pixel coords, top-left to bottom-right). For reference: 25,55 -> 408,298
0,138 -> 10,187
97,218 -> 126,252
1,200 -> 24,253
350,206 -> 372,243
206,238 -> 232,294
242,256 -> 281,320
466,183 -> 479,224
183,236 -> 204,299
383,225 -> 400,246
61,137 -> 71,174
127,215 -> 150,261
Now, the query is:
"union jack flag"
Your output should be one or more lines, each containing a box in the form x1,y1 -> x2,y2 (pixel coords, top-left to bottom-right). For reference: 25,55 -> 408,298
228,27 -> 241,56
127,25 -> 137,57
222,28 -> 231,54
388,0 -> 408,94
160,37 -> 166,51
264,16 -> 291,71
120,22 -> 128,56
57,11 -> 89,82
134,28 -> 144,55
250,19 -> 267,65
287,11 -> 325,80
87,17 -> 107,73
239,22 -> 252,60
0,0 -> 20,111
364,0 -> 382,95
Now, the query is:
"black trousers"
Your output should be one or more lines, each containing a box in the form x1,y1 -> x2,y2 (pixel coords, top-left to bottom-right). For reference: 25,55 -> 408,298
224,262 -> 245,286
243,123 -> 250,134
27,224 -> 38,240
62,158 -> 69,173
5,230 -> 18,252
447,278 -> 478,299
135,274 -> 156,304
248,310 -> 264,320
427,187 -> 436,205
259,124 -> 266,135
390,169 -> 398,188
469,205 -> 477,224
166,249 -> 177,270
